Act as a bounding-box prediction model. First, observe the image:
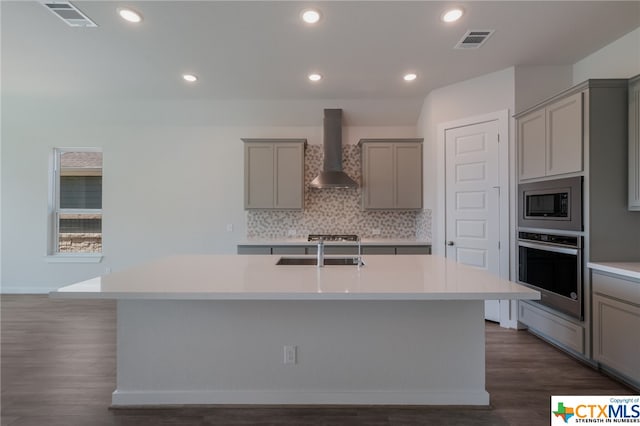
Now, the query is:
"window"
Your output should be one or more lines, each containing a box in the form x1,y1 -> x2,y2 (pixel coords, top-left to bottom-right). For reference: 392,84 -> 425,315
50,148 -> 103,255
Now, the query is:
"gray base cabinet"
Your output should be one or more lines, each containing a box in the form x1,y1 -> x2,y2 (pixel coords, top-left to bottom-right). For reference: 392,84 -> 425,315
359,139 -> 423,210
243,139 -> 306,210
592,271 -> 640,388
237,245 -> 431,255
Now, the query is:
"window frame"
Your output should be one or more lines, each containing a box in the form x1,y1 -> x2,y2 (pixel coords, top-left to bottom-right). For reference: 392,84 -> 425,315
47,147 -> 103,261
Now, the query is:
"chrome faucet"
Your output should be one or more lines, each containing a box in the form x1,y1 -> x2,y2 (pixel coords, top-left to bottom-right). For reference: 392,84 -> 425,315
317,240 -> 324,267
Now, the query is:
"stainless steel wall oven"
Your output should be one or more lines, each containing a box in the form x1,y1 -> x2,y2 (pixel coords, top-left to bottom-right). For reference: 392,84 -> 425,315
517,232 -> 583,319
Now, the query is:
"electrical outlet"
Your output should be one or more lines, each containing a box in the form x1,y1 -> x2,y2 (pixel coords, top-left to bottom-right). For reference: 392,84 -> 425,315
372,229 -> 381,236
104,267 -> 112,274
283,345 -> 297,364
287,229 -> 296,237
226,224 -> 233,232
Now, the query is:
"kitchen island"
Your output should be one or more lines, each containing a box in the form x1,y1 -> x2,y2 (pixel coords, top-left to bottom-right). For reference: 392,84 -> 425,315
51,254 -> 539,406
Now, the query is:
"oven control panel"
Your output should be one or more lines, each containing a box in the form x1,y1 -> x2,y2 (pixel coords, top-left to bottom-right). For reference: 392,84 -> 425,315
518,232 -> 580,248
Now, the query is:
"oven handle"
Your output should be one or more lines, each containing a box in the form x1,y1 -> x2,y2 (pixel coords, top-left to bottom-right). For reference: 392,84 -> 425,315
517,240 -> 580,256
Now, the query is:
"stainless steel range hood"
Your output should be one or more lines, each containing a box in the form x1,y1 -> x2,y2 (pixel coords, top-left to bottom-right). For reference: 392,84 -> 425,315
309,109 -> 358,189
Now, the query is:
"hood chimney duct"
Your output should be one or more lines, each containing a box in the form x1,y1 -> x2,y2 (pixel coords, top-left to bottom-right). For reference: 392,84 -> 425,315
309,109 -> 358,189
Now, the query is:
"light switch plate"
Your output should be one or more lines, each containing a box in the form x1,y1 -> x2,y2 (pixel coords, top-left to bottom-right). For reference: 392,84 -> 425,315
283,345 -> 297,364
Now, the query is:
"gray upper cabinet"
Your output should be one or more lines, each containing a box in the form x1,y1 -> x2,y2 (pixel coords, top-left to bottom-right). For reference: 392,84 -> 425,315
518,109 -> 546,180
243,139 -> 306,210
629,75 -> 640,211
359,139 -> 423,210
518,91 -> 583,181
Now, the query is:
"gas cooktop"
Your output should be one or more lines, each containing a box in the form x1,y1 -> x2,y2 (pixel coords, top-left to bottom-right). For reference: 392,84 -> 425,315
307,234 -> 359,242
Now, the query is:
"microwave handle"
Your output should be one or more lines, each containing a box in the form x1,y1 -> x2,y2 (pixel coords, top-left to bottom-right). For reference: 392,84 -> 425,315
518,241 -> 579,256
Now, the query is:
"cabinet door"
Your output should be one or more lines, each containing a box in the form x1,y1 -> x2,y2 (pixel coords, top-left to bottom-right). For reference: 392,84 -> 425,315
362,143 -> 394,209
274,143 -> 304,209
592,272 -> 640,384
630,77 -> 640,210
518,109 -> 546,180
395,143 -> 422,209
546,92 -> 583,176
593,294 -> 640,383
245,143 -> 274,208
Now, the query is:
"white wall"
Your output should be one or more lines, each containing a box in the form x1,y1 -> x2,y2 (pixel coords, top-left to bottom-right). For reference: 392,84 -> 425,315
514,66 -> 573,114
573,27 -> 640,83
4,24 -> 638,294
1,97 -> 413,292
417,67 -> 516,253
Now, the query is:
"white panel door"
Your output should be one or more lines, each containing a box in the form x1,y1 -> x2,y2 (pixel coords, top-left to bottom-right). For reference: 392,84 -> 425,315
445,121 -> 501,321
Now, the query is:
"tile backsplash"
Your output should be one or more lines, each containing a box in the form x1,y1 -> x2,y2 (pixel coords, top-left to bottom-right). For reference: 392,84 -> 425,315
246,144 -> 431,240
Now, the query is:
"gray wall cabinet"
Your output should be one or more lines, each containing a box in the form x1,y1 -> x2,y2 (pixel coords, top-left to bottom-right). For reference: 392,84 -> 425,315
517,91 -> 583,181
243,139 -> 306,210
359,139 -> 423,210
629,75 -> 640,211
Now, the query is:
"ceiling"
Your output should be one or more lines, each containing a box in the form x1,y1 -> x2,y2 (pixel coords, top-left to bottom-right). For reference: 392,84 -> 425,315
2,1 -> 639,126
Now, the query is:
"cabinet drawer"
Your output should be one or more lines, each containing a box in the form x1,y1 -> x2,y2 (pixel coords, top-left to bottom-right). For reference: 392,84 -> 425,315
396,246 -> 431,255
592,272 -> 640,306
519,301 -> 584,354
271,246 -> 306,255
325,246 -> 358,255
306,246 -> 358,255
362,246 -> 396,255
237,246 -> 271,255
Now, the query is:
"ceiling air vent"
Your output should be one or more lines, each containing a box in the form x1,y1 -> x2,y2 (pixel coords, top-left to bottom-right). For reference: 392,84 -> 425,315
42,1 -> 97,27
455,30 -> 494,49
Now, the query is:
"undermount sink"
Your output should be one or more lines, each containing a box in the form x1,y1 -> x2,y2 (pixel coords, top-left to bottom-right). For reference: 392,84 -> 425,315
276,257 -> 364,266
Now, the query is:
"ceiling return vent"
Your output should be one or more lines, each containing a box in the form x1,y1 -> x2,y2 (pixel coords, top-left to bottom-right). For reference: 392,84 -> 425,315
42,1 -> 97,27
455,30 -> 494,49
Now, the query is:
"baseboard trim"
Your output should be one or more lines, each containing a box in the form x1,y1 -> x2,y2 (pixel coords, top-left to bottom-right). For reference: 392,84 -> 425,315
111,389 -> 490,406
1,286 -> 56,294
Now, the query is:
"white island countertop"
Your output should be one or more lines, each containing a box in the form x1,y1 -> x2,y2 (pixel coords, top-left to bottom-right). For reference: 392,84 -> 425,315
51,254 -> 539,301
588,262 -> 640,280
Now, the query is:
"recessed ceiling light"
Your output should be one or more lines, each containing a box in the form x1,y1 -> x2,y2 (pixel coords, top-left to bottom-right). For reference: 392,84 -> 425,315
301,9 -> 321,24
308,73 -> 322,82
118,8 -> 142,23
182,74 -> 198,83
441,8 -> 464,23
403,73 -> 417,82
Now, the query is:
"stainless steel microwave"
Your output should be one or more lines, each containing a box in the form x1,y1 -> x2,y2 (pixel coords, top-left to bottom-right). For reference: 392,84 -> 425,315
518,176 -> 583,231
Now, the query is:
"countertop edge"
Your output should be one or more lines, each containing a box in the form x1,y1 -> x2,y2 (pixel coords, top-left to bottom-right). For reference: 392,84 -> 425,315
48,254 -> 540,302
588,262 -> 640,280
50,290 -> 539,301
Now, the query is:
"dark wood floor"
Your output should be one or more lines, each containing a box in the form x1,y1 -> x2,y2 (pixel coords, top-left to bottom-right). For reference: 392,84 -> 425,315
1,295 -> 634,426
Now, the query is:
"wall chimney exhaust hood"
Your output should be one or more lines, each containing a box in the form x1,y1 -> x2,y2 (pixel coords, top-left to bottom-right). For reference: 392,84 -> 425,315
310,109 -> 358,189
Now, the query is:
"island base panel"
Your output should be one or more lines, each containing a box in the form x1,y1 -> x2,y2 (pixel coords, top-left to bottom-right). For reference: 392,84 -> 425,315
114,300 -> 489,406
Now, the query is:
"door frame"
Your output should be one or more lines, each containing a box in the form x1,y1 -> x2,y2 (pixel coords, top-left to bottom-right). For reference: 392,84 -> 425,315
436,109 -> 516,328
